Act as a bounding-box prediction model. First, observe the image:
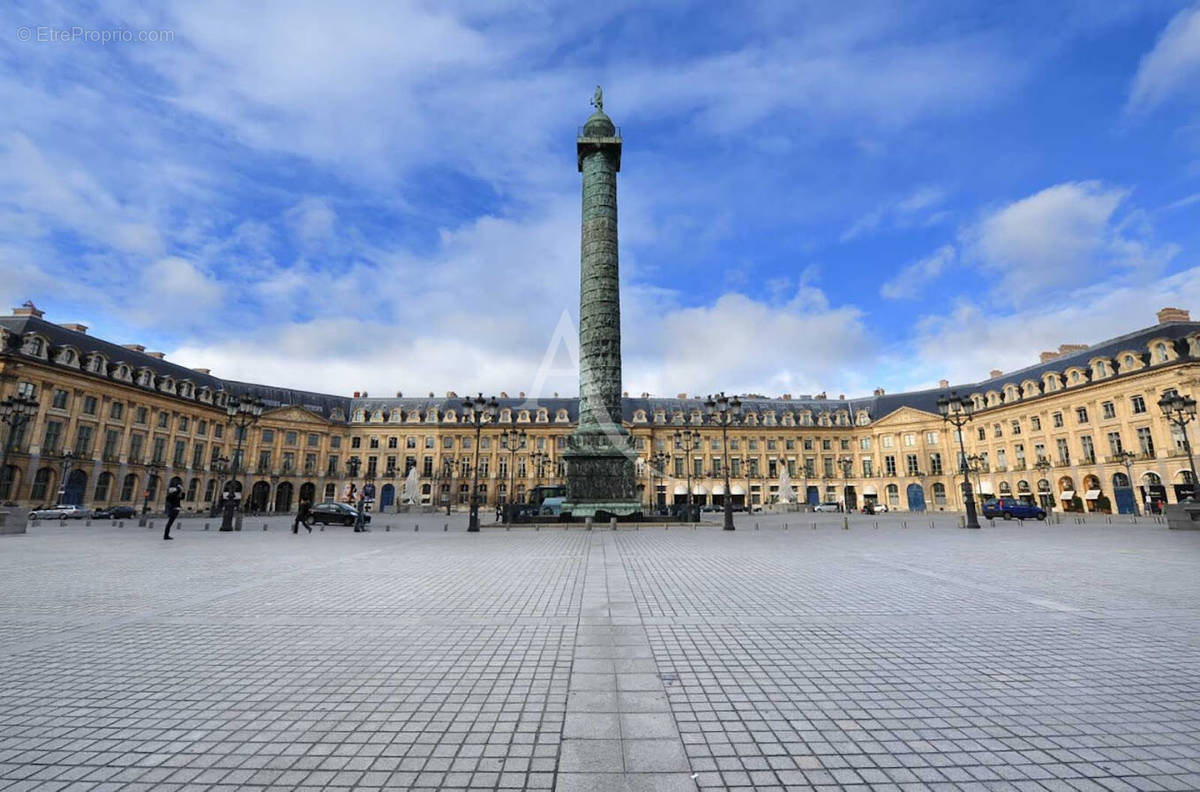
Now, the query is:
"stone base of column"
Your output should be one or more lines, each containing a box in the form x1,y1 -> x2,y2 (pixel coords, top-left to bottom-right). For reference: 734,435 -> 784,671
563,426 -> 641,517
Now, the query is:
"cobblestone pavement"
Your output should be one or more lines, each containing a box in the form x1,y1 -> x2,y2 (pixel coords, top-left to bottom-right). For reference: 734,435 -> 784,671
0,514 -> 1198,791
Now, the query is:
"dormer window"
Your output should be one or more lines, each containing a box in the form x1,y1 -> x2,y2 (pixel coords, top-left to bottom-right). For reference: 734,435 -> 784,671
1155,342 -> 1169,362
633,410 -> 647,423
425,408 -> 439,423
499,409 -> 512,423
444,410 -> 457,422
353,409 -> 366,422
517,410 -> 530,423
556,409 -> 570,423
372,410 -> 384,422
536,409 -> 548,423
799,411 -> 813,426
390,409 -> 402,422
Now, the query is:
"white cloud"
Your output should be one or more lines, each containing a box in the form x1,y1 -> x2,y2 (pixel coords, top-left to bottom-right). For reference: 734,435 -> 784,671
841,185 -> 949,242
1128,4 -> 1200,113
963,181 -> 1174,298
879,245 -> 956,300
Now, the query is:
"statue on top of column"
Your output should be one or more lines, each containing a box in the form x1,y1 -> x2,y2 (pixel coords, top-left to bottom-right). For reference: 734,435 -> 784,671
591,85 -> 603,111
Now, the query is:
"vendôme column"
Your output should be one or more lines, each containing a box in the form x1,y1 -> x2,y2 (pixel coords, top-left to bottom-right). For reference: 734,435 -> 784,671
563,87 -> 640,518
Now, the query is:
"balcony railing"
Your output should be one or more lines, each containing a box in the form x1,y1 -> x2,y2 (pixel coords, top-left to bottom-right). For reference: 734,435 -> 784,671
1080,455 -> 1097,465
1138,450 -> 1157,461
1055,458 -> 1070,467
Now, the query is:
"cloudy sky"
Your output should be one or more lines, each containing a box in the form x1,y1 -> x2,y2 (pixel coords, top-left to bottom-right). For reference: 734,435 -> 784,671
3,1 -> 1200,400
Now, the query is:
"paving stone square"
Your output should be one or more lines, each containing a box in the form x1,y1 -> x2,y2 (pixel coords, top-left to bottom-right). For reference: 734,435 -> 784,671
1,514 -> 1198,790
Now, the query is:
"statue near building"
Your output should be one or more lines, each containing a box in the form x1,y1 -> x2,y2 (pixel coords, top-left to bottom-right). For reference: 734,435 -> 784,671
402,467 -> 420,504
777,468 -> 796,504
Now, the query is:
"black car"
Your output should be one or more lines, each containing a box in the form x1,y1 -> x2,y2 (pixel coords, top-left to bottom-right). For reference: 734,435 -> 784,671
310,501 -> 372,526
93,505 -> 137,519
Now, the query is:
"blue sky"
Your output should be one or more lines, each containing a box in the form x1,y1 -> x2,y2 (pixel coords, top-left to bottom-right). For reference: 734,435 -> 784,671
3,1 -> 1200,400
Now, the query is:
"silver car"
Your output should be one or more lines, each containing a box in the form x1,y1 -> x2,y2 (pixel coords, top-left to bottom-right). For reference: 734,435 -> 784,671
28,504 -> 88,520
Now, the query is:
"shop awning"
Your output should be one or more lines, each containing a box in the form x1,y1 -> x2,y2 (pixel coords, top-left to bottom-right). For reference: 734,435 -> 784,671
863,485 -> 878,496
731,484 -> 746,495
1084,489 -> 1101,500
674,484 -> 688,495
693,484 -> 707,495
712,483 -> 725,495
1061,490 -> 1075,500
978,481 -> 995,495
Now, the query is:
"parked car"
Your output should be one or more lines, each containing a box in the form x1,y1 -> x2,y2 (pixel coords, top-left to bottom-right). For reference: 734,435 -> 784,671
814,502 -> 841,513
93,505 -> 137,519
309,501 -> 372,526
28,504 -> 89,520
981,497 -> 1046,521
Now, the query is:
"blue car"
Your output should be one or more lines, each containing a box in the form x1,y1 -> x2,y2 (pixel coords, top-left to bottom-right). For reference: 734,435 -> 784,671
982,497 -> 1047,521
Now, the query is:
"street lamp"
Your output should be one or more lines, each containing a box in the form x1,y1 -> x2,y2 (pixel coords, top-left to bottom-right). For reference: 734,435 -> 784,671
345,455 -> 367,531
462,394 -> 499,532
837,455 -> 854,513
502,426 -> 526,523
225,395 -> 264,530
1158,391 -> 1198,501
1114,449 -> 1140,516
0,394 -> 38,502
140,459 -> 162,522
531,450 -> 549,495
937,391 -> 981,529
1033,456 -> 1053,513
435,459 -> 458,516
673,428 -> 701,522
650,450 -> 670,514
705,393 -> 742,531
55,450 -> 77,506
210,455 -> 229,517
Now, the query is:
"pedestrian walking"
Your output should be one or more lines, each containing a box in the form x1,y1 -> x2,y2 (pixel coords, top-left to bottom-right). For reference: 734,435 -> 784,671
163,481 -> 183,541
293,497 -> 313,534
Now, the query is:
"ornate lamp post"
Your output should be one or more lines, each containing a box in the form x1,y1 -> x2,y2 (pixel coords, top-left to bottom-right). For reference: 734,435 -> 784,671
531,450 -> 549,492
435,459 -> 458,516
1033,456 -> 1053,512
462,394 -> 498,532
140,459 -> 161,522
1114,449 -> 1139,516
937,391 -> 981,529
345,455 -> 366,530
650,450 -> 670,513
1158,391 -> 1198,500
705,393 -> 742,531
0,394 -> 38,502
673,428 -> 701,522
210,455 -> 229,517
837,455 -> 854,513
502,426 -> 526,523
55,450 -> 77,506
225,395 -> 264,530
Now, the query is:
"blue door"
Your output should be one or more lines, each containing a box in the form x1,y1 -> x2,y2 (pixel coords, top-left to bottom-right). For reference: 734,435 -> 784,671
906,483 -> 926,512
380,483 -> 395,510
1113,487 -> 1136,514
805,486 -> 819,505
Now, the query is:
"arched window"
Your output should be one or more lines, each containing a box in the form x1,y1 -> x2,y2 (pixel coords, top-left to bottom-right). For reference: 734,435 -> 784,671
93,472 -> 113,502
121,474 -> 137,501
932,482 -> 946,506
31,468 -> 54,501
1155,342 -> 1169,362
204,479 -> 217,503
886,483 -> 899,507
186,478 -> 200,501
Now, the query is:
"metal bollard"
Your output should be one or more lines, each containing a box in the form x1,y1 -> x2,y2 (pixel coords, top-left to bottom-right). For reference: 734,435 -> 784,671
385,525 -> 390,532
755,522 -> 759,530
149,521 -> 155,531
86,519 -> 91,526
416,524 -> 420,531
842,516 -> 849,530
610,517 -> 617,531
320,524 -> 324,531
263,523 -> 268,531
444,523 -> 448,531
204,523 -> 210,530
117,520 -> 123,528
902,520 -> 907,529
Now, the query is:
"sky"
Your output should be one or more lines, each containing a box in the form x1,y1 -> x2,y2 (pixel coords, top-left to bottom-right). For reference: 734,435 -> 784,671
2,0 -> 1200,401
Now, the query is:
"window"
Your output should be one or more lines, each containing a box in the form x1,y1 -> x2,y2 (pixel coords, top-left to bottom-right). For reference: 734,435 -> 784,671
1131,395 -> 1146,414
51,389 -> 68,409
31,468 -> 52,501
693,458 -> 703,477
129,433 -> 144,462
993,424 -> 1002,438
43,420 -> 63,454
82,395 -> 97,415
884,455 -> 897,476
369,436 -> 380,449
903,434 -> 916,447
424,436 -> 434,449
327,456 -> 339,476
109,402 -> 124,420
1055,438 -> 1070,464
977,427 -> 986,441
1137,427 -> 1155,456
1031,416 -> 1041,431
74,425 -> 93,456
1075,407 -> 1088,424
330,436 -> 340,448
214,424 -> 223,439
822,457 -> 833,477
94,472 -> 112,502
821,439 -> 832,450
157,412 -> 168,429
307,433 -> 319,447
929,453 -> 943,475
925,431 -> 939,444
192,443 -> 205,469
136,406 -> 148,424
443,437 -> 453,449
859,437 -> 871,450
178,416 -> 189,432
120,473 -> 136,501
1106,432 -> 1123,456
351,437 -> 361,449
905,454 -> 919,476
1052,412 -> 1064,428
305,453 -> 317,472
881,436 -> 894,449
387,436 -> 398,449
1080,436 -> 1095,464
151,437 -> 166,464
197,420 -> 207,436
282,452 -> 295,471
1010,421 -> 1020,436
861,458 -> 873,477
1101,401 -> 1116,420
258,450 -> 271,470
102,429 -> 120,460
285,431 -> 297,446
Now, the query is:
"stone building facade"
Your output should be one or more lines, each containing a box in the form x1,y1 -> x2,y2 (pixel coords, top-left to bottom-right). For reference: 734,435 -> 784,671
2,304 -> 1198,515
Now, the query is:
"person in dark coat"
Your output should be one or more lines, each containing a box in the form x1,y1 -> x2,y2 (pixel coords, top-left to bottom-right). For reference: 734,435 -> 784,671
163,482 -> 183,540
293,497 -> 312,534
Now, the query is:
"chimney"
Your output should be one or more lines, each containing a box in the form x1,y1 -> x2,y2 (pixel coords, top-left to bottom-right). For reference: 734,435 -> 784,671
989,369 -> 1003,378
353,391 -> 360,398
1058,343 -> 1088,355
1157,306 -> 1190,324
361,391 -> 368,398
781,393 -> 791,400
938,379 -> 949,389
519,391 -> 525,398
623,391 -> 628,397
122,344 -> 146,353
1039,351 -> 1058,363
873,387 -> 885,396
12,302 -> 43,319
396,391 -> 403,397
500,391 -> 508,398
838,394 -> 845,400
146,351 -> 166,360
677,393 -> 687,399
59,323 -> 88,334
446,391 -> 456,398
191,367 -> 211,374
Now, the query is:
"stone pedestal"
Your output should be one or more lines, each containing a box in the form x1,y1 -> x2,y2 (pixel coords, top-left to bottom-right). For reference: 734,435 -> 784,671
1164,503 -> 1200,530
0,512 -> 25,535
